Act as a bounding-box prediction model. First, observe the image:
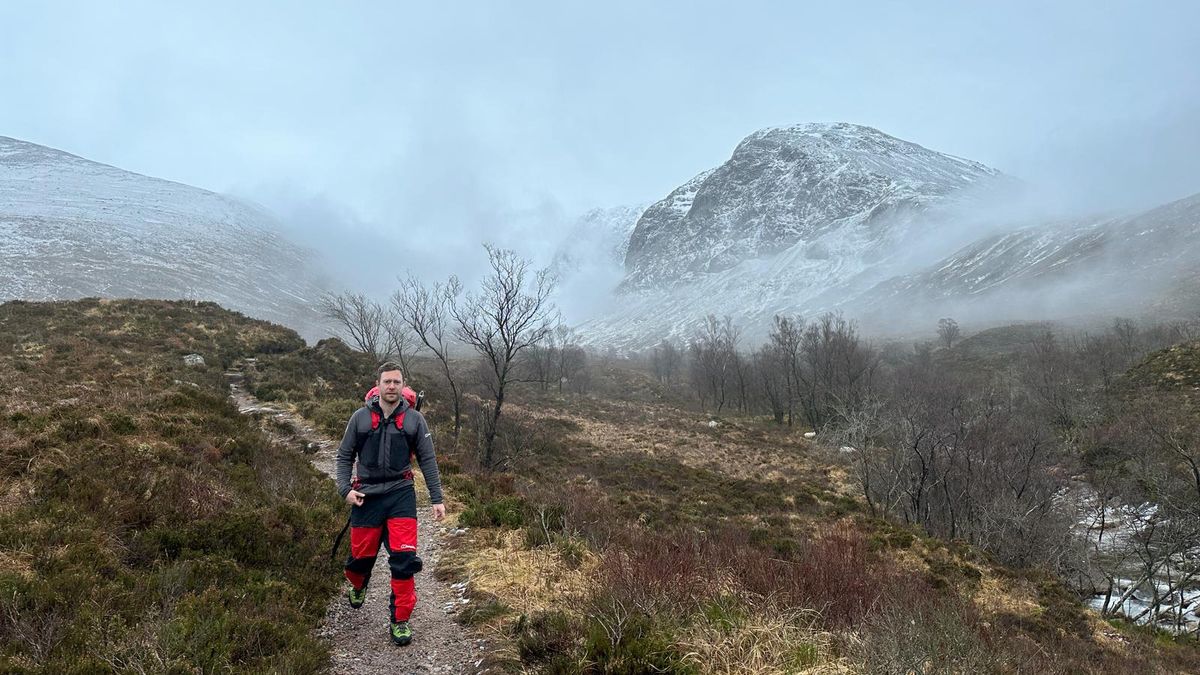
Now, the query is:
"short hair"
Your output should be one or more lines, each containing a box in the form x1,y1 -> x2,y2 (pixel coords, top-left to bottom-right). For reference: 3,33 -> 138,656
376,361 -> 404,381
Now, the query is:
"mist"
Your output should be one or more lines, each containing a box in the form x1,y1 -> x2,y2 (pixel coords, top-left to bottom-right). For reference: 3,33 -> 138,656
3,1 -> 1199,340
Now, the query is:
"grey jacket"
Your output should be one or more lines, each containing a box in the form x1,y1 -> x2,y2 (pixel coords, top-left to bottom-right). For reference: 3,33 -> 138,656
335,397 -> 443,504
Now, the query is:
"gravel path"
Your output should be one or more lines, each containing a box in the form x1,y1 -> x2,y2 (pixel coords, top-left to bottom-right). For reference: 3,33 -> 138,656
227,366 -> 490,674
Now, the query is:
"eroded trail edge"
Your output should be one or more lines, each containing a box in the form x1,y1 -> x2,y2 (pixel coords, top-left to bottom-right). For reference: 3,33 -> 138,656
227,365 -> 489,674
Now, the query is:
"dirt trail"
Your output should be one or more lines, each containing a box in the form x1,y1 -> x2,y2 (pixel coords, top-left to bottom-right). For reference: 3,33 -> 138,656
227,366 -> 490,674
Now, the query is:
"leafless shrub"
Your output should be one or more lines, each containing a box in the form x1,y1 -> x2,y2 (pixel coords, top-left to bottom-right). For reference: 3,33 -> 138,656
602,530 -> 718,617
1,590 -> 68,662
737,522 -> 922,627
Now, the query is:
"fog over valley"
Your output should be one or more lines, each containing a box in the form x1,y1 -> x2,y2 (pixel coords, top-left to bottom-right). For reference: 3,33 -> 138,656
3,2 -> 1199,345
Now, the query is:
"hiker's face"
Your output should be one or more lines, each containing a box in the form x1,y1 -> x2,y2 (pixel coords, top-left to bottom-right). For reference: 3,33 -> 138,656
378,370 -> 403,403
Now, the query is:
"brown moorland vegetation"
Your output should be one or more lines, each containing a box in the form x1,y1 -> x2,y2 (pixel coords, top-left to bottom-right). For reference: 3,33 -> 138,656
0,299 -> 343,673
250,335 -> 1200,673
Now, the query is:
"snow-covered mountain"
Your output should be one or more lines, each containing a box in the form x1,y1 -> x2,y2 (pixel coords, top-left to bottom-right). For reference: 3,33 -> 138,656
848,191 -> 1200,329
551,204 -> 647,277
622,123 -> 1003,290
549,204 -> 648,324
584,123 -> 1012,348
0,136 -> 329,337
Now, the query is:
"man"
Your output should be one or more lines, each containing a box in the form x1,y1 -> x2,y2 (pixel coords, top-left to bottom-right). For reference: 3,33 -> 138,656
336,362 -> 446,646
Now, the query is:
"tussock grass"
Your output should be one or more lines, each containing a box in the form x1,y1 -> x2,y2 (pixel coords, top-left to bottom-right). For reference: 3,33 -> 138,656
677,600 -> 841,674
440,529 -> 599,619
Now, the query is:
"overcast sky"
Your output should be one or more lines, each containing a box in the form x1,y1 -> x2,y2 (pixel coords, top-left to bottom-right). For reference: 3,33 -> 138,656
2,1 -> 1198,290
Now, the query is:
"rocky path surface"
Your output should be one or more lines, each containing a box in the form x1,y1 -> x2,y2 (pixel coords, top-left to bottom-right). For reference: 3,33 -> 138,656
227,364 -> 490,674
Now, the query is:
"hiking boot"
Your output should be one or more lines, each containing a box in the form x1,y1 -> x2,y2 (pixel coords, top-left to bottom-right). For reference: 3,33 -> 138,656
347,586 -> 366,609
390,620 -> 413,646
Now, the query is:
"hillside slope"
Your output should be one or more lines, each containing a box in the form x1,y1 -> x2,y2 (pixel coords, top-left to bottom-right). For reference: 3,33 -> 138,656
0,299 -> 340,672
852,192 -> 1200,330
0,137 -> 330,338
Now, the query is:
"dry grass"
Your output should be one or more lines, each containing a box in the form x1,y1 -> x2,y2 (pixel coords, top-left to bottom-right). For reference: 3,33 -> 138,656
0,550 -> 34,580
0,476 -> 31,516
508,398 -> 826,487
973,574 -> 1041,618
441,528 -> 599,620
676,604 -> 846,674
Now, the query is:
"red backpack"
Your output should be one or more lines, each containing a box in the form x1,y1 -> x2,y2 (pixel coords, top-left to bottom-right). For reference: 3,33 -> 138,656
363,385 -> 420,430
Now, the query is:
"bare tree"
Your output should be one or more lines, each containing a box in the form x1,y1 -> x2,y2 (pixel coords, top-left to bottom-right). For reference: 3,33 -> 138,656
559,345 -> 588,394
450,245 -> 557,468
552,326 -> 587,394
651,340 -> 682,385
525,342 -> 557,390
1022,330 -> 1095,431
524,324 -> 585,393
1111,317 -> 1141,363
769,315 -> 804,426
392,276 -> 464,437
1081,391 -> 1200,632
731,350 -> 751,413
752,344 -> 788,424
384,309 -> 421,376
796,312 -> 877,431
937,317 -> 961,348
688,315 -> 739,413
318,291 -> 386,360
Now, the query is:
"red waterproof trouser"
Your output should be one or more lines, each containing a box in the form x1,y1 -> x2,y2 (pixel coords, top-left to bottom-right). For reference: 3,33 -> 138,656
343,488 -> 422,622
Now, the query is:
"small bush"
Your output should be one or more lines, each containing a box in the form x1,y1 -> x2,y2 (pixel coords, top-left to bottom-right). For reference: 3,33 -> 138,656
459,592 -> 511,626
515,611 -> 580,666
581,597 -> 695,675
738,522 -> 926,627
459,495 -> 526,529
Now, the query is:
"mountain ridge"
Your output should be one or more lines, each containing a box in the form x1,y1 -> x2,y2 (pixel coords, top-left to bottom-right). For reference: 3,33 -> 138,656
583,123 -> 1013,347
621,122 -> 1004,290
582,123 -> 1198,348
0,135 -> 330,339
